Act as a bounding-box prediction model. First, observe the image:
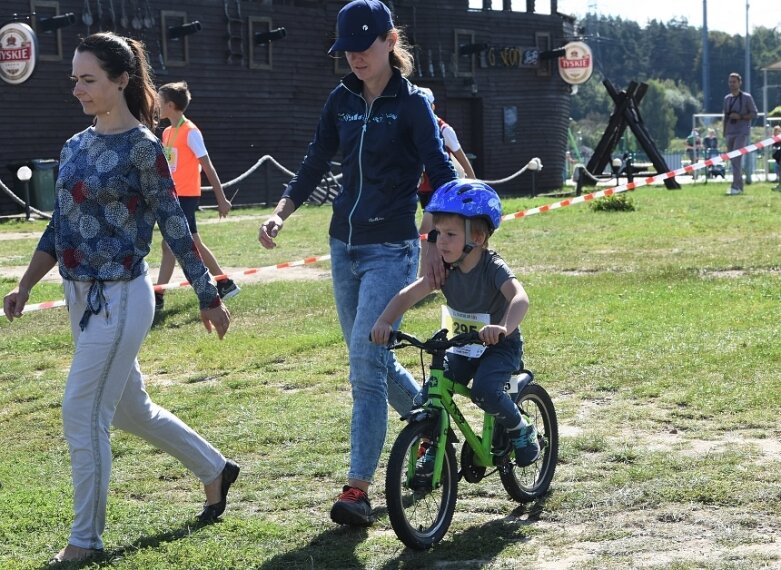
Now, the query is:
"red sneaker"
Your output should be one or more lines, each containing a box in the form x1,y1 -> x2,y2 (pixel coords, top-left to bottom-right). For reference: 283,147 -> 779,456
329,485 -> 374,526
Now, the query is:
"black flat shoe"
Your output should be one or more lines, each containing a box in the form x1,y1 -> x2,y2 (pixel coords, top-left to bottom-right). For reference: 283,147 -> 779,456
198,459 -> 240,523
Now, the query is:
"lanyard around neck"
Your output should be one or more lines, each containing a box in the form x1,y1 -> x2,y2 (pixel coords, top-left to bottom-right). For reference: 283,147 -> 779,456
164,116 -> 186,150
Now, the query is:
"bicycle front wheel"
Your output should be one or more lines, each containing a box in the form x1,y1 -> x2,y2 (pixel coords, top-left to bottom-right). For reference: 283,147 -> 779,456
500,383 -> 558,502
385,420 -> 458,550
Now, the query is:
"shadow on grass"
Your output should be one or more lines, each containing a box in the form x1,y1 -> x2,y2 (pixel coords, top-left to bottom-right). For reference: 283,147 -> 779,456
151,302 -> 200,330
38,518 -> 218,570
256,525 -> 370,570
377,495 -> 551,569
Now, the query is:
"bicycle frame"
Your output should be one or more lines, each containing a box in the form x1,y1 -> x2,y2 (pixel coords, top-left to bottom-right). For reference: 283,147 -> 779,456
414,348 -> 498,490
386,329 -> 558,550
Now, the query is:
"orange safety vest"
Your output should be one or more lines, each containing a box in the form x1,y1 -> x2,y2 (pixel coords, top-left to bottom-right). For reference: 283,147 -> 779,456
162,117 -> 202,197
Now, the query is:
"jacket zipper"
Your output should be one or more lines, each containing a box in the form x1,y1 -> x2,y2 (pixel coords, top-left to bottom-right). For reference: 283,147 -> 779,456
348,98 -> 368,245
347,91 -> 388,246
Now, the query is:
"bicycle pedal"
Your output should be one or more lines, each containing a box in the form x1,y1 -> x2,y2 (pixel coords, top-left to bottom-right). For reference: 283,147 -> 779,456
497,460 -> 514,475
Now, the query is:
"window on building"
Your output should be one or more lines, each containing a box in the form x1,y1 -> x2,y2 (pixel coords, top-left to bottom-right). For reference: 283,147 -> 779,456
31,0 -> 64,61
503,106 -> 518,144
249,17 -> 276,70
161,11 -> 191,67
467,0 -> 553,12
454,29 -> 476,78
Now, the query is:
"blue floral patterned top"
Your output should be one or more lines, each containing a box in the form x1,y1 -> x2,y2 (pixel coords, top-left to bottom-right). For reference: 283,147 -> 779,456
37,125 -> 219,314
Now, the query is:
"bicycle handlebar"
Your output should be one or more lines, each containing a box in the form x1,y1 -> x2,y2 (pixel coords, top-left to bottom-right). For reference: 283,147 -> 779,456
389,329 -> 484,351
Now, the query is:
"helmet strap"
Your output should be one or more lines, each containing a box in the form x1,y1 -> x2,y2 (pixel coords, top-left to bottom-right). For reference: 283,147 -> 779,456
448,218 -> 477,269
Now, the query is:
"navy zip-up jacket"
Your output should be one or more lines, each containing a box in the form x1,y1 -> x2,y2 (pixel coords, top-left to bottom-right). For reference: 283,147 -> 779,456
283,68 -> 458,246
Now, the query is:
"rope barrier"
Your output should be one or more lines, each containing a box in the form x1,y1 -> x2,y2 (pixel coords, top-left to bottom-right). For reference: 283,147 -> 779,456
199,155 -> 343,193
483,157 -> 542,185
0,177 -> 52,220
13,135 -> 780,314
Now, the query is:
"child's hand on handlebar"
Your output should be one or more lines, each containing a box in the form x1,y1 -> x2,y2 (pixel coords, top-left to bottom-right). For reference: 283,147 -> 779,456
479,325 -> 506,346
371,320 -> 393,345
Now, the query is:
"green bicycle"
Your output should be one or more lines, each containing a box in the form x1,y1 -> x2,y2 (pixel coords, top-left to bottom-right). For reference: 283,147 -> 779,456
384,329 -> 558,550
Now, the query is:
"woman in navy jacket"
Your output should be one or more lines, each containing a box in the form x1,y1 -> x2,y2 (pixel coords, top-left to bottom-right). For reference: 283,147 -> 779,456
258,0 -> 456,527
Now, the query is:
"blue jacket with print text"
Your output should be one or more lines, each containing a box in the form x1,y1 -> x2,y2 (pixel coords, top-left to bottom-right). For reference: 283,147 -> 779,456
283,68 -> 458,246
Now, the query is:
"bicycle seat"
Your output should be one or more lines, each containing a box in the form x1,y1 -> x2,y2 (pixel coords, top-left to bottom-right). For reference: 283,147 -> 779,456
505,370 -> 533,401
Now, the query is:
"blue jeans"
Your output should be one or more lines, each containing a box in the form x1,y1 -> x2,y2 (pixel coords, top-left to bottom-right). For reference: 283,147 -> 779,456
443,333 -> 524,430
330,238 -> 421,483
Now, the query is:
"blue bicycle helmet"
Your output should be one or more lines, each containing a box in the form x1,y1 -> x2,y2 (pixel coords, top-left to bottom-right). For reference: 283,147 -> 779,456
426,179 -> 503,233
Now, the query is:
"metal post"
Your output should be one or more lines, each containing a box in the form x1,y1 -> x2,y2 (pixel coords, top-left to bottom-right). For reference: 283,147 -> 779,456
744,1 -> 750,94
264,161 -> 271,206
764,68 -> 768,181
16,165 -> 32,221
22,180 -> 31,220
702,0 -> 709,111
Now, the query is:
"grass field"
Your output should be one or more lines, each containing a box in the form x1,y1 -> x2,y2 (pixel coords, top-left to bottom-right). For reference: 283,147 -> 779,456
1,179 -> 781,569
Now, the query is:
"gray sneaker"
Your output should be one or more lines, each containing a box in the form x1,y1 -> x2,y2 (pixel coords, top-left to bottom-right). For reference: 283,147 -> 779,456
725,187 -> 743,196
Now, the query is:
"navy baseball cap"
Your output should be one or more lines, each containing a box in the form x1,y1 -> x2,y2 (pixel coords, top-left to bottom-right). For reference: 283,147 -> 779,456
328,0 -> 394,54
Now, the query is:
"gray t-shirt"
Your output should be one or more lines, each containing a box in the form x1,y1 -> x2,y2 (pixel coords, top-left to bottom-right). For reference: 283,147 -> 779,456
441,249 -> 516,326
723,91 -> 757,137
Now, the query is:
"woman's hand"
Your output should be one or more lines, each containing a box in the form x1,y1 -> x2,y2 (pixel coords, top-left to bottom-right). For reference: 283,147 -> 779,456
200,302 -> 231,339
423,240 -> 447,289
258,214 -> 285,249
3,287 -> 30,322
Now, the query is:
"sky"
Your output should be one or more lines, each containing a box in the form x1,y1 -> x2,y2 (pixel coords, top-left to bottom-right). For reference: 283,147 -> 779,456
555,0 -> 781,36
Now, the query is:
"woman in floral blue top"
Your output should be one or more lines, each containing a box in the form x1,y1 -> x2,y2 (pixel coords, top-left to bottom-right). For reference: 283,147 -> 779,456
3,33 -> 239,563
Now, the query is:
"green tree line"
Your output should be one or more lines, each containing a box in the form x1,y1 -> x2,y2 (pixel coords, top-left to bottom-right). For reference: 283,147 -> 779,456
569,14 -> 781,153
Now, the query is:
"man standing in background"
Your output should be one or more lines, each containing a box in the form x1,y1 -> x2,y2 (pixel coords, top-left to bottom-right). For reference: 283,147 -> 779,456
722,73 -> 757,195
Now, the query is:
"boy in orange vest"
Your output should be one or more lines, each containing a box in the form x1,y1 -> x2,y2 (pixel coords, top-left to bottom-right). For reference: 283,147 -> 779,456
155,81 -> 239,312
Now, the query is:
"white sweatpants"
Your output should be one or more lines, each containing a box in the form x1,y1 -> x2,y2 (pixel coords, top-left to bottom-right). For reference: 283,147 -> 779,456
62,274 -> 225,550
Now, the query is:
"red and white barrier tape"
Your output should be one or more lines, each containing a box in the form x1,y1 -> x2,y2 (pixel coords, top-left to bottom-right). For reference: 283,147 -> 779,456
503,134 -> 781,221
18,135 -> 781,314
22,254 -> 332,313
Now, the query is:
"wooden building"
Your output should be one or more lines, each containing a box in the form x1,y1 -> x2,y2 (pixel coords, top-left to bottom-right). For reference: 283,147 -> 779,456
1,0 -> 576,213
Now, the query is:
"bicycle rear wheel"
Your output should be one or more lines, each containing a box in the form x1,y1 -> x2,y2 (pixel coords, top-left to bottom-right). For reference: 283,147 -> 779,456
385,420 -> 458,550
500,383 -> 558,502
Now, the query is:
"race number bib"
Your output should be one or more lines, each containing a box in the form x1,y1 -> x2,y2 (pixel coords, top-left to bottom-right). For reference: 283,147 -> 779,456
441,306 -> 489,358
163,146 -> 178,173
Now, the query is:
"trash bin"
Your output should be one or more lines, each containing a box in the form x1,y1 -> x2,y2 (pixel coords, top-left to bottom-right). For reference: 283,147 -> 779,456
6,159 -> 58,211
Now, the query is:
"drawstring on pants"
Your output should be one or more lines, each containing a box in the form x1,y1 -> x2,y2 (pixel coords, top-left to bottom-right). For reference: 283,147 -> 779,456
79,280 -> 108,331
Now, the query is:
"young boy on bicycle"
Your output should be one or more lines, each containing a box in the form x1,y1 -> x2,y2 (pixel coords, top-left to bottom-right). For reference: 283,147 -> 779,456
371,179 -> 539,467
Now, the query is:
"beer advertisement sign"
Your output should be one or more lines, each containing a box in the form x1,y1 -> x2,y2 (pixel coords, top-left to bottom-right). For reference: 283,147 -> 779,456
558,41 -> 593,85
0,22 -> 38,85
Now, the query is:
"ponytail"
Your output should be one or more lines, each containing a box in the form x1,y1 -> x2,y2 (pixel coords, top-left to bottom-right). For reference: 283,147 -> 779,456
385,28 -> 414,78
77,32 -> 157,129
124,38 -> 157,129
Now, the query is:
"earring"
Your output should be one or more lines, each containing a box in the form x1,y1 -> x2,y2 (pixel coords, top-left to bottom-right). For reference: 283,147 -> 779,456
118,86 -> 123,91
